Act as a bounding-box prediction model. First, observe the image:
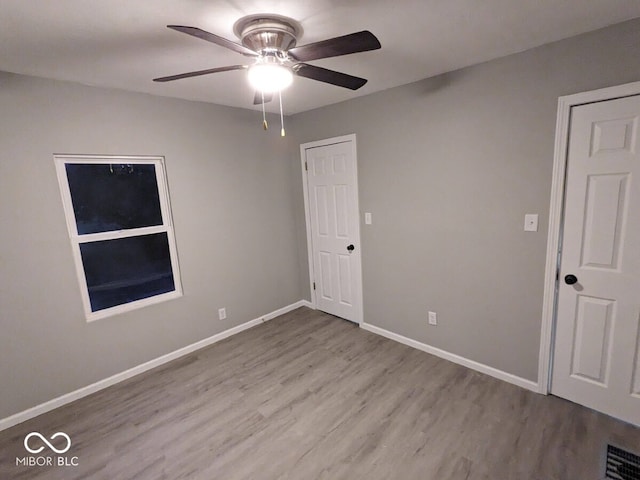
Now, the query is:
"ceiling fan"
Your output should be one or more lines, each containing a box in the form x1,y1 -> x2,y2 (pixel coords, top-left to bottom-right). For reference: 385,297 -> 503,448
153,14 -> 382,107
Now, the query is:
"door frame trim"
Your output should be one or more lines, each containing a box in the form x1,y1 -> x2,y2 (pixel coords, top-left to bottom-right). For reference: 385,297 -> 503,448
300,133 -> 364,325
539,80 -> 640,394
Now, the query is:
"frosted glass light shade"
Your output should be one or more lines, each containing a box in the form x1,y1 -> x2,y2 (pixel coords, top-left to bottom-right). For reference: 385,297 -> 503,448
248,63 -> 293,93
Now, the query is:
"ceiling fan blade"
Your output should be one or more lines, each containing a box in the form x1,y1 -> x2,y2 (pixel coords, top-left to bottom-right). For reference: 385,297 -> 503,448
253,91 -> 273,105
288,31 -> 381,62
153,65 -> 247,82
294,63 -> 367,90
167,25 -> 258,57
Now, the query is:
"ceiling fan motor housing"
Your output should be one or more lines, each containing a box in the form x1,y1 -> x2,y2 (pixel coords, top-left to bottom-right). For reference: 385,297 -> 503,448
233,15 -> 302,55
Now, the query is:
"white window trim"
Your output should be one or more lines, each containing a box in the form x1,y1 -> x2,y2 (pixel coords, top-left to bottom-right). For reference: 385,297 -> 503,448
54,154 -> 183,322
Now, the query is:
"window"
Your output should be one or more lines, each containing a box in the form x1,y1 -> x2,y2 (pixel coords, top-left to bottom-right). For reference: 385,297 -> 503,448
55,155 -> 182,321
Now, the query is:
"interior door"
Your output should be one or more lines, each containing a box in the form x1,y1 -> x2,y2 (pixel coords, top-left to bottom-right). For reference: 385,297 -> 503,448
305,139 -> 362,324
551,95 -> 640,426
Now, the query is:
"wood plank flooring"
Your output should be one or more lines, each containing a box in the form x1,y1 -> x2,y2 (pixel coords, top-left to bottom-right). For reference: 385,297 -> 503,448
0,307 -> 638,479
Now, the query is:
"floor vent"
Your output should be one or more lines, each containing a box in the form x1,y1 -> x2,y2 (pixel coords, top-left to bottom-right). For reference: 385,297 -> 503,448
606,445 -> 640,480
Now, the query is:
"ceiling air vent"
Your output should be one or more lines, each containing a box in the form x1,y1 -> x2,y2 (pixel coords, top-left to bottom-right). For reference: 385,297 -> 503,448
606,444 -> 640,480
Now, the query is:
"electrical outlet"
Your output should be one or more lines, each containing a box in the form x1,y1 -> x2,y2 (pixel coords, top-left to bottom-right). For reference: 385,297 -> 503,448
428,311 -> 437,326
524,214 -> 539,232
218,308 -> 226,320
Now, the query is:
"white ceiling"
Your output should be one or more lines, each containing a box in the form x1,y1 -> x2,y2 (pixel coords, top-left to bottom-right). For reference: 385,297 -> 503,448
1,1 -> 640,115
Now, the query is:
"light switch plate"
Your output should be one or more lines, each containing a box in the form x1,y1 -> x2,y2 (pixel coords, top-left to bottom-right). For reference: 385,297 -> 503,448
364,212 -> 372,225
524,214 -> 538,232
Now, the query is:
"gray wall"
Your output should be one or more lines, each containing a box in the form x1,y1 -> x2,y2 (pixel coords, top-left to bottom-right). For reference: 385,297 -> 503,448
290,19 -> 640,382
0,73 -> 303,419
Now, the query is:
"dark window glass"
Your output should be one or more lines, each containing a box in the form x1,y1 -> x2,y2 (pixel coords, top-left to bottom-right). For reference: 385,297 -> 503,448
79,233 -> 175,312
65,163 -> 163,234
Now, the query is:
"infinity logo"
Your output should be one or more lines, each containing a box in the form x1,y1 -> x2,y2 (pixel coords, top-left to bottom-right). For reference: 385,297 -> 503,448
24,432 -> 72,454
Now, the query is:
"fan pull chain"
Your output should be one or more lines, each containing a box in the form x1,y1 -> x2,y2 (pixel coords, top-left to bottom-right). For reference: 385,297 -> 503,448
279,90 -> 285,137
261,91 -> 268,130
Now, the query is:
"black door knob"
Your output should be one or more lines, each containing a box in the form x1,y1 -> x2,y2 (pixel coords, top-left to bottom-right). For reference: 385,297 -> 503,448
347,244 -> 355,252
564,274 -> 578,285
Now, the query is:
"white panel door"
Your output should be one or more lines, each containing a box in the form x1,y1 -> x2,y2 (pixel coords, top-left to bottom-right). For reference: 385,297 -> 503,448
305,139 -> 362,323
552,95 -> 640,426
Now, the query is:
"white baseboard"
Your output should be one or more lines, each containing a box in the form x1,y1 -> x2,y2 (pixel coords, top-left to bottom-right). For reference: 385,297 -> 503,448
299,299 -> 314,309
360,322 -> 539,393
0,300 -> 308,432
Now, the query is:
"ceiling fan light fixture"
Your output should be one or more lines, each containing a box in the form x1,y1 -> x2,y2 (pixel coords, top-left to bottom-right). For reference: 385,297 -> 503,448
248,63 -> 293,93
156,17 -> 381,134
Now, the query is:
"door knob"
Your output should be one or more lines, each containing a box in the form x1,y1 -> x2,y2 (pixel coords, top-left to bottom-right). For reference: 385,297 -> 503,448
347,244 -> 355,252
564,274 -> 578,285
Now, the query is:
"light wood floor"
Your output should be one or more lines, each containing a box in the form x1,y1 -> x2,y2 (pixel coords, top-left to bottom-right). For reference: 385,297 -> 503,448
1,307 -> 638,479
